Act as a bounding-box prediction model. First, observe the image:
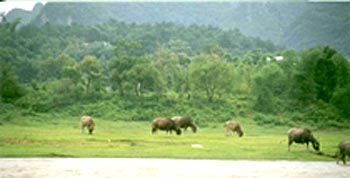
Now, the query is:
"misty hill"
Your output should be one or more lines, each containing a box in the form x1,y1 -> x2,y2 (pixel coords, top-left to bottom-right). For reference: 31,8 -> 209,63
5,2 -> 43,26
5,2 -> 350,55
28,2 -> 303,44
281,2 -> 350,55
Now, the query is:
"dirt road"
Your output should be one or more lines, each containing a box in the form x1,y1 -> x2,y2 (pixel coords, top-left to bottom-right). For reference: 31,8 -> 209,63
1,158 -> 349,178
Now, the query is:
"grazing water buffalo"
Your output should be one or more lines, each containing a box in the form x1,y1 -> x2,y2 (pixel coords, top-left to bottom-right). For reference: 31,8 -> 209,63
171,116 -> 197,133
336,140 -> 350,165
224,120 -> 244,137
81,115 -> 95,134
151,117 -> 181,135
287,128 -> 320,152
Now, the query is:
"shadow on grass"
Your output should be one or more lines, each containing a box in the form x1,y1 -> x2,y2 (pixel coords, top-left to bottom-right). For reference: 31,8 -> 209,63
45,153 -> 75,157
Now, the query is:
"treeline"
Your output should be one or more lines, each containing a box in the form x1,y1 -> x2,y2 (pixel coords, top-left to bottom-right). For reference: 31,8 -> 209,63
0,19 -> 349,128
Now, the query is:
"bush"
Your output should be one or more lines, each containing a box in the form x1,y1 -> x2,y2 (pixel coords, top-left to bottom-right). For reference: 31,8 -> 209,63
317,119 -> 349,129
302,101 -> 341,124
289,100 -> 344,128
253,113 -> 290,126
331,86 -> 350,118
15,89 -> 53,113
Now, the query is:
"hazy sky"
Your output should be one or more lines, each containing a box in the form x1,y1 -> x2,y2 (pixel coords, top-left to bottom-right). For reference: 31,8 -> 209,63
0,1 -> 46,14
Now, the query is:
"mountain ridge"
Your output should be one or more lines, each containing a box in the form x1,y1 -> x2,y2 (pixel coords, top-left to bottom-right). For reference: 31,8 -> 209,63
5,2 -> 350,55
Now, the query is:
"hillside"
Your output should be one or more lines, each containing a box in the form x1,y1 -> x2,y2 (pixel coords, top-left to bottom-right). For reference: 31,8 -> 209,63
5,2 -> 349,54
28,2 -> 303,43
5,2 -> 43,26
282,2 -> 350,55
4,2 -> 305,44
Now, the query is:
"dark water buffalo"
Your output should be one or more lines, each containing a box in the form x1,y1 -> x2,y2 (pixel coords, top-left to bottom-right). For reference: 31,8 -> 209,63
336,140 -> 350,165
151,117 -> 181,135
288,128 -> 320,152
81,115 -> 95,134
224,120 -> 244,137
171,116 -> 197,133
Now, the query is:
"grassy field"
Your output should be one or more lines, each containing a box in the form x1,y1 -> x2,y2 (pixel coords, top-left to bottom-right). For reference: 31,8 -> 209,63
0,113 -> 347,161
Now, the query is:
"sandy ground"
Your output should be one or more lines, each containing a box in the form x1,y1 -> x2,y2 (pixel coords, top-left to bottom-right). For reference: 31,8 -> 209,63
1,158 -> 350,178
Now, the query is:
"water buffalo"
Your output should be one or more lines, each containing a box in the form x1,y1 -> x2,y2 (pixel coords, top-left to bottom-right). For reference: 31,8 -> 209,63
336,140 -> 350,165
224,120 -> 244,137
151,117 -> 181,135
171,116 -> 197,133
287,128 -> 320,152
81,115 -> 95,134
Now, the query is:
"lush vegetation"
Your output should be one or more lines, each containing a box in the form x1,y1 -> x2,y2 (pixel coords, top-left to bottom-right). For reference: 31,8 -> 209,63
1,3 -> 350,159
1,17 -> 349,128
6,2 -> 350,55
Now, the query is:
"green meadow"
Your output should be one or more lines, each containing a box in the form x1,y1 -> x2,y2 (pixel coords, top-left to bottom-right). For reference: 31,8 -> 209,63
0,113 -> 346,161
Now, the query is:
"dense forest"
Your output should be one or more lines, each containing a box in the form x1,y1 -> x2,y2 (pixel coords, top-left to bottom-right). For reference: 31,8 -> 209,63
1,2 -> 350,129
6,2 -> 350,55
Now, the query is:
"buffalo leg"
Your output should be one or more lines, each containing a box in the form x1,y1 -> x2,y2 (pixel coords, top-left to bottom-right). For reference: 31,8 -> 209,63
225,128 -> 229,136
151,128 -> 157,134
288,140 -> 293,152
342,154 -> 346,165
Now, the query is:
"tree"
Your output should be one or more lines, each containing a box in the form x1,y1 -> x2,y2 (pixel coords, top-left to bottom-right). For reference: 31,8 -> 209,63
153,47 -> 180,91
0,62 -> 25,103
128,59 -> 165,96
38,57 -> 62,81
190,53 -> 235,102
63,65 -> 80,81
289,47 -> 348,113
331,53 -> 350,89
252,63 -> 286,113
165,39 -> 192,55
109,40 -> 141,96
78,55 -> 104,95
331,85 -> 350,118
313,53 -> 337,102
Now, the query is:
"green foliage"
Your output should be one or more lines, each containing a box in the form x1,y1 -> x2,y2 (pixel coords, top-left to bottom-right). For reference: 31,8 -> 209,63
331,86 -> 350,118
0,63 -> 25,103
300,101 -> 341,128
49,79 -> 84,107
253,113 -> 290,127
128,61 -> 165,96
15,88 -> 53,113
0,17 -> 348,175
38,57 -> 62,81
313,49 -> 337,103
1,8 -> 349,130
291,47 -> 349,106
8,2 -> 348,55
109,41 -> 144,96
190,53 -> 235,102
331,53 -> 350,88
78,55 -> 105,96
252,63 -> 287,114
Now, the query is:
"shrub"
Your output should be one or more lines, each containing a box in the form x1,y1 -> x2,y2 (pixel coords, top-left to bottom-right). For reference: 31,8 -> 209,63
331,86 -> 350,118
302,100 -> 341,124
15,89 -> 53,113
253,113 -> 289,126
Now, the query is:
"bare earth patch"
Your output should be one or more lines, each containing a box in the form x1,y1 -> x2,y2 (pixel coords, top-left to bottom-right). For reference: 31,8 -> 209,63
1,158 -> 350,178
